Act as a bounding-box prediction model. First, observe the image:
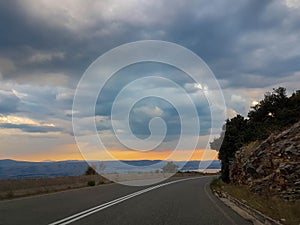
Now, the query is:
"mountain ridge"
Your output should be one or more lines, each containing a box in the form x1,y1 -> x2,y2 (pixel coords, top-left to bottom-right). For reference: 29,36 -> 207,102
0,159 -> 220,179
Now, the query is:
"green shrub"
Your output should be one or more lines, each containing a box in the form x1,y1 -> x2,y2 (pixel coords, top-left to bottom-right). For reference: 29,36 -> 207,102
87,180 -> 95,186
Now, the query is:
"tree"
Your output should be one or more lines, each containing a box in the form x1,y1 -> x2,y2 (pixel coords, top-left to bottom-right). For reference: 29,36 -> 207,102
247,87 -> 289,139
85,162 -> 106,175
212,87 -> 300,183
85,165 -> 97,175
212,115 -> 248,182
281,90 -> 300,126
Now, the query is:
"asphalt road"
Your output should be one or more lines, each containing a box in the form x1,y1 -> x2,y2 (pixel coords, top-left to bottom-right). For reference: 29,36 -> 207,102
0,176 -> 252,225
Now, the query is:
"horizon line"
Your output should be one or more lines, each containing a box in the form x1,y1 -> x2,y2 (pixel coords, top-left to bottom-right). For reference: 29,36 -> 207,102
0,158 -> 220,163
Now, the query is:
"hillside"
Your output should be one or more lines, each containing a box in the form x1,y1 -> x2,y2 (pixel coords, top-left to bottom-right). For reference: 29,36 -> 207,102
230,121 -> 300,201
0,160 -> 221,179
0,160 -> 89,179
211,87 -> 300,183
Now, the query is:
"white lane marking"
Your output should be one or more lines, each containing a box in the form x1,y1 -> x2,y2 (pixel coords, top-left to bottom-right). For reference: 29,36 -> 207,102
204,182 -> 238,225
49,177 -> 203,225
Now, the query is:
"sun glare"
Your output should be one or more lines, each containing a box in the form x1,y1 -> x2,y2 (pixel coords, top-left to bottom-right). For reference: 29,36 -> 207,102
251,100 -> 259,106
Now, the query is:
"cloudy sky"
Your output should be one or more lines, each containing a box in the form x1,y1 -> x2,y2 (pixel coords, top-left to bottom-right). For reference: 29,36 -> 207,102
0,0 -> 300,162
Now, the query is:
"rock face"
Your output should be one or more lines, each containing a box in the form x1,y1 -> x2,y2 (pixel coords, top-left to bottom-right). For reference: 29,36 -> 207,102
230,121 -> 300,201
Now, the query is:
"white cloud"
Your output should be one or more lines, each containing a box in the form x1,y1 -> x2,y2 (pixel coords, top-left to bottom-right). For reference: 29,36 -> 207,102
284,0 -> 300,8
56,89 -> 74,101
0,115 -> 55,127
12,89 -> 28,99
227,108 -> 238,119
184,83 -> 204,93
133,106 -> 164,117
231,94 -> 246,103
28,51 -> 65,64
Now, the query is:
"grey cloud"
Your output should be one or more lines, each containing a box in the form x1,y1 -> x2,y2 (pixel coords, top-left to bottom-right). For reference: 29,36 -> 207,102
1,0 -> 300,90
0,83 -> 75,129
89,61 -> 214,137
0,0 -> 299,148
0,123 -> 63,133
0,93 -> 20,114
162,0 -> 300,87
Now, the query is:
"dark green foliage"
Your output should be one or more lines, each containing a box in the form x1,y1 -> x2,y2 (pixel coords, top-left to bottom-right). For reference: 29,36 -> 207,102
216,115 -> 248,183
85,166 -> 97,175
87,180 -> 95,186
283,90 -> 300,126
247,87 -> 290,139
211,87 -> 300,183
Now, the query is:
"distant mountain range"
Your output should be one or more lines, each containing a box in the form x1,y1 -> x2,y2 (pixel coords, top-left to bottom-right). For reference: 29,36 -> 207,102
0,159 -> 221,179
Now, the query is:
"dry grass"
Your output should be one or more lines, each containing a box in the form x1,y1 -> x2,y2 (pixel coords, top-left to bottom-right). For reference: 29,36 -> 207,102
211,178 -> 300,225
0,171 -> 206,200
0,175 -> 111,200
243,141 -> 261,157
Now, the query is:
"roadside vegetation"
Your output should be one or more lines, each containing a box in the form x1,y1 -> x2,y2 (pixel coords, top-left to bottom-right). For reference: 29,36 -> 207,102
210,87 -> 300,225
0,174 -> 111,200
211,87 -> 300,182
211,178 -> 300,225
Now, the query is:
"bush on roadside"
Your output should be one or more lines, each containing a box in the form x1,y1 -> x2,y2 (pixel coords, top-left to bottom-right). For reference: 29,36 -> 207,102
210,177 -> 223,190
87,180 -> 95,186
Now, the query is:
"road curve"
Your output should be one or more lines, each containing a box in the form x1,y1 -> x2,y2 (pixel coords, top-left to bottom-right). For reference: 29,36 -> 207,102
0,176 -> 252,225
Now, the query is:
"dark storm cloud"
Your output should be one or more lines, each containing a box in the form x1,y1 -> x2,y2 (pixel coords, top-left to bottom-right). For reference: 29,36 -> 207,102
0,1 -> 86,80
0,0 -> 299,143
1,0 -> 299,90
161,0 -> 300,86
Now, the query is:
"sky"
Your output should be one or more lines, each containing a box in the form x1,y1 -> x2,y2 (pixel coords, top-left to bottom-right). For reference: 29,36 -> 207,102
0,0 -> 300,162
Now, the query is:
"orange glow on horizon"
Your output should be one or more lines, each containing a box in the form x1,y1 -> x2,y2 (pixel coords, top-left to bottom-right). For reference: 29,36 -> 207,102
108,148 -> 218,161
2,143 -> 219,162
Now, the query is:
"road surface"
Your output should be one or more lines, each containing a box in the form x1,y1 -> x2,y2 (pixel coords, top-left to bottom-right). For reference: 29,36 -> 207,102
0,176 -> 252,225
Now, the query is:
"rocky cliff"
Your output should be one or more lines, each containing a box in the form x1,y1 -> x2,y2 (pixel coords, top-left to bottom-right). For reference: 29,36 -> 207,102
230,121 -> 300,201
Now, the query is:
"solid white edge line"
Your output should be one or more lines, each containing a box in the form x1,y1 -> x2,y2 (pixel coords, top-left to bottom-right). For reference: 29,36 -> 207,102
204,182 -> 237,225
48,177 -> 204,225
